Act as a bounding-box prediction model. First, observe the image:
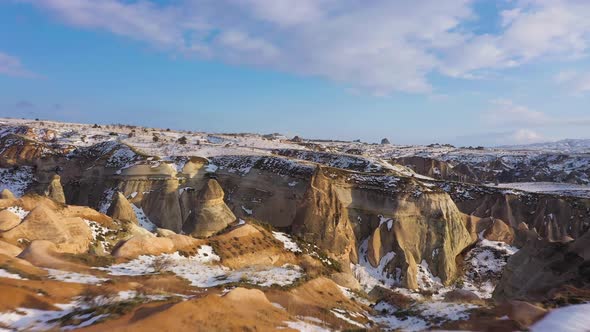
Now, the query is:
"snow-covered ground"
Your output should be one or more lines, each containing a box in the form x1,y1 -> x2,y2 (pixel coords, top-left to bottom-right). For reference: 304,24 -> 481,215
131,205 -> 157,232
45,268 -> 108,285
0,167 -> 33,197
0,269 -> 26,280
0,290 -> 174,331
461,237 -> 519,299
98,247 -> 303,288
349,235 -> 519,331
0,118 -> 305,160
2,117 -> 589,186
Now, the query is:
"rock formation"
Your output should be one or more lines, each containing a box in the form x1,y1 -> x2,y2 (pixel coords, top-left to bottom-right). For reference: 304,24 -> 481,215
184,179 -> 235,238
292,167 -> 357,263
0,204 -> 92,254
107,192 -> 138,224
482,218 -> 515,244
384,192 -> 473,289
43,174 -> 66,204
142,179 -> 183,232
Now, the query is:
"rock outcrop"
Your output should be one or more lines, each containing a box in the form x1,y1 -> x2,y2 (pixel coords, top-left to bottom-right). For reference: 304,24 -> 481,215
112,235 -> 175,259
43,175 -> 66,204
0,209 -> 21,231
443,289 -> 483,304
142,179 -> 183,232
494,230 -> 590,301
0,189 -> 15,200
0,240 -> 22,257
294,167 -> 474,289
1,204 -> 92,254
107,192 -> 138,224
292,167 -> 357,263
386,192 -> 473,289
504,301 -> 548,328
482,218 -> 514,244
17,240 -> 82,269
184,179 -> 235,238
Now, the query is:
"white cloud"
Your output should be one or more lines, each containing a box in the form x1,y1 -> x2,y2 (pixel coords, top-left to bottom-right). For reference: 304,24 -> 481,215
18,0 -> 590,94
441,0 -> 590,77
0,52 -> 36,78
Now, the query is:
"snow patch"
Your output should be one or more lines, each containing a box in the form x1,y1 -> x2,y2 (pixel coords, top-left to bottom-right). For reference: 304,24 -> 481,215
99,249 -> 302,288
6,206 -> 29,220
272,231 -> 301,253
131,205 -> 157,232
0,269 -> 26,280
531,303 -> 590,332
45,269 -> 108,285
352,239 -> 398,292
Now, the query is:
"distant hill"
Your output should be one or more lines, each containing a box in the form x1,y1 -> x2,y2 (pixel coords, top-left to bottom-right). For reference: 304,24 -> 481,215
499,138 -> 590,153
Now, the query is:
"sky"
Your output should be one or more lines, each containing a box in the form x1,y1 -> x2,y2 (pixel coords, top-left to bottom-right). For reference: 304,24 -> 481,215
1,0 -> 590,146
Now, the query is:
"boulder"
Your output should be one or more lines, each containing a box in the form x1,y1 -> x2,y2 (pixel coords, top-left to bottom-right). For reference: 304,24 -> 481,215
184,179 -> 235,238
443,289 -> 483,304
506,301 -> 547,328
0,209 -> 21,231
0,204 -> 92,254
126,222 -> 156,238
157,228 -> 176,237
0,189 -> 15,199
0,240 -> 22,257
223,287 -> 271,304
330,272 -> 362,291
112,235 -> 175,259
18,240 -> 82,269
107,192 -> 138,224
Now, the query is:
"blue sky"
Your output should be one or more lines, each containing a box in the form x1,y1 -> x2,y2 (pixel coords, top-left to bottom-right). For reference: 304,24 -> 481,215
1,0 -> 590,146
